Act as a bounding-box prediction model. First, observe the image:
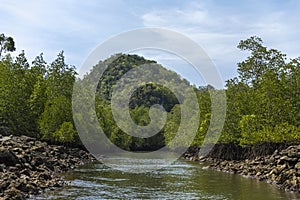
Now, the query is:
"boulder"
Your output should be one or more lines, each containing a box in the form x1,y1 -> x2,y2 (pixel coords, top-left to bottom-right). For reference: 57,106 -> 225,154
295,162 -> 300,170
277,156 -> 298,165
0,148 -> 20,166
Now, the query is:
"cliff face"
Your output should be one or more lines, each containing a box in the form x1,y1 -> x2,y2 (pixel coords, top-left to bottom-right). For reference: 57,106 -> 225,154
0,135 -> 95,199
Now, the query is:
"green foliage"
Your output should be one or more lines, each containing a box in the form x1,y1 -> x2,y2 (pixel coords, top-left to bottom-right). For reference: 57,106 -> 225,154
193,113 -> 211,146
37,51 -> 77,142
53,122 -> 76,143
0,52 -> 35,135
273,123 -> 300,142
239,114 -> 261,146
0,33 -> 16,57
93,54 -> 185,150
0,34 -> 298,151
224,36 -> 299,146
39,96 -> 73,141
164,105 -> 181,147
237,36 -> 286,84
97,54 -> 156,100
0,38 -> 78,144
129,83 -> 179,112
239,122 -> 299,146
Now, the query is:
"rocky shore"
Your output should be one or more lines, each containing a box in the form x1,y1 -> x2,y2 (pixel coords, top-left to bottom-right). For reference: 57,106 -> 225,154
0,135 -> 95,200
184,144 -> 300,193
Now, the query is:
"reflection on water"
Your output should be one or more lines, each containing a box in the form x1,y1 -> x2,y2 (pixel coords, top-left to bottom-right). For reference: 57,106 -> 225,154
32,159 -> 300,200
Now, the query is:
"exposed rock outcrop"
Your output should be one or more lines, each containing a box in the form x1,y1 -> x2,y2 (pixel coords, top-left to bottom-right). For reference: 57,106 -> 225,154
184,144 -> 300,193
0,135 -> 95,199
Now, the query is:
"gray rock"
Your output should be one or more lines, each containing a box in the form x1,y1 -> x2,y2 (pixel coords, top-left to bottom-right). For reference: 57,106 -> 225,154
0,135 -> 95,199
0,148 -> 20,166
295,162 -> 300,170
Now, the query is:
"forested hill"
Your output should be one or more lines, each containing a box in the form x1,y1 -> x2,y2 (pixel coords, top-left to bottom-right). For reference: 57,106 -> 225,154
96,54 -> 156,100
96,54 -> 182,110
0,34 -> 299,151
91,53 -> 191,150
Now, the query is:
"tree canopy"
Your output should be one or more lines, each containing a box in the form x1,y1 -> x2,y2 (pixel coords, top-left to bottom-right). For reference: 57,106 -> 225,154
0,33 -> 16,57
0,34 -> 298,150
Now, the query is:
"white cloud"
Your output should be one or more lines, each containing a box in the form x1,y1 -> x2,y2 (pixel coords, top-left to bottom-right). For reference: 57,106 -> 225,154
0,0 -> 137,65
140,1 -> 300,83
0,0 -> 299,85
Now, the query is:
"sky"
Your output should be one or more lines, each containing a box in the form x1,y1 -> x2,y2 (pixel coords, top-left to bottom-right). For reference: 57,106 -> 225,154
1,0 -> 300,87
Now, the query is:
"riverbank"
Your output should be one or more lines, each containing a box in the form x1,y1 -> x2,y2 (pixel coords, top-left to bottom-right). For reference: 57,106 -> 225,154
183,143 -> 300,193
0,135 -> 95,200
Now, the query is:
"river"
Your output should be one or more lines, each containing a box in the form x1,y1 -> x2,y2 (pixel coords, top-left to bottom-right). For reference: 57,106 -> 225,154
33,159 -> 300,200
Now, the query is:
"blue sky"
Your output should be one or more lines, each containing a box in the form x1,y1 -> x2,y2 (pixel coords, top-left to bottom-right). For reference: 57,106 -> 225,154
1,0 -> 300,86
